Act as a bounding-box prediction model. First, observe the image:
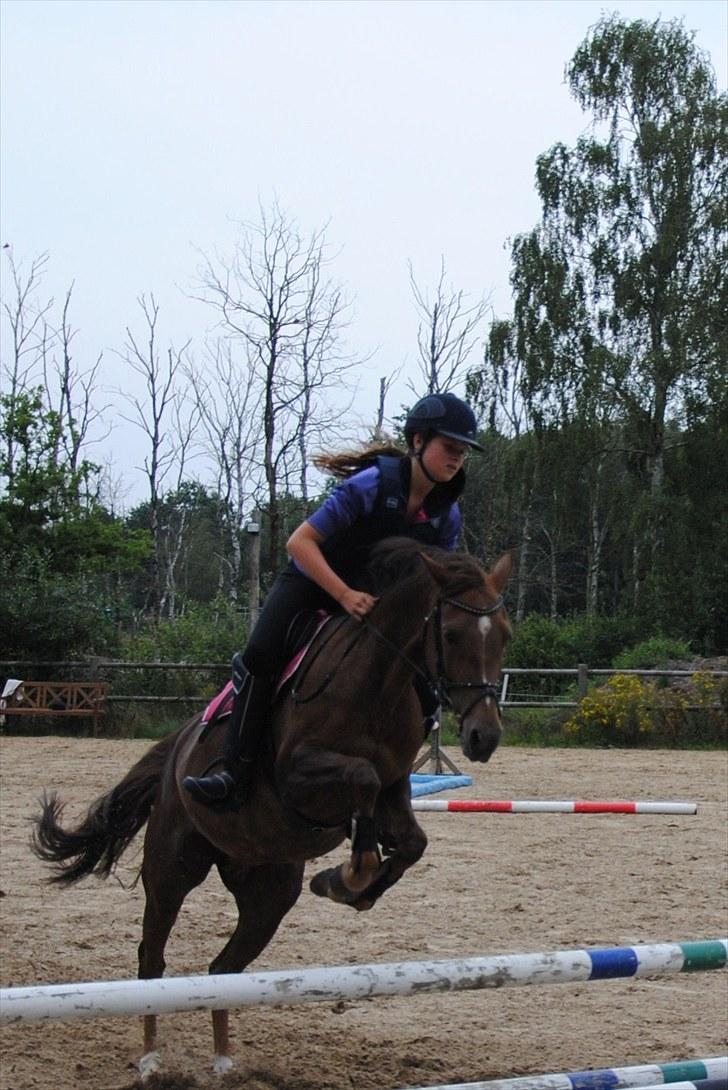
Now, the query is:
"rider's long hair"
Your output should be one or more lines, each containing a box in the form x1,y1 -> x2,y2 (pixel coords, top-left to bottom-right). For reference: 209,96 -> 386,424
312,442 -> 407,480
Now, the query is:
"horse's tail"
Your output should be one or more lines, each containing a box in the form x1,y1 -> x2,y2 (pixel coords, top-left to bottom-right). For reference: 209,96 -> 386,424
32,724 -> 187,886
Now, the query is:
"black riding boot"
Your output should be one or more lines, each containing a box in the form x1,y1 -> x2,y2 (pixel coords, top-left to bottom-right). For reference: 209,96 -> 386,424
183,654 -> 271,809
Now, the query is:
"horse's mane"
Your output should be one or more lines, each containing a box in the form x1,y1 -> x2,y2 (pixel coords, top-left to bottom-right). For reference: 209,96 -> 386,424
363,537 -> 487,597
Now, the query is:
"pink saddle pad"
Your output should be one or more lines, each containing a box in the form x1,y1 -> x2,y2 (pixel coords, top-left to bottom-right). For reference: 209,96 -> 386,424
201,681 -> 234,725
201,613 -> 332,725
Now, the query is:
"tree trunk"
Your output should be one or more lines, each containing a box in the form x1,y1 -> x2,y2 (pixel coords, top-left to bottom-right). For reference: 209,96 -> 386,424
149,498 -> 162,624
586,501 -> 601,617
549,531 -> 558,619
516,499 -> 532,623
586,468 -> 603,617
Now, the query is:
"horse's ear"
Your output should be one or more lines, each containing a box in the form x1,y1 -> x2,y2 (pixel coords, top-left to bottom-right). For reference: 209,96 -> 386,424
490,552 -> 513,593
419,551 -> 451,588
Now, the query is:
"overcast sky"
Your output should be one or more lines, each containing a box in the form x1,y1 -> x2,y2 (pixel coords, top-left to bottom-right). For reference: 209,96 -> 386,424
1,0 -> 726,506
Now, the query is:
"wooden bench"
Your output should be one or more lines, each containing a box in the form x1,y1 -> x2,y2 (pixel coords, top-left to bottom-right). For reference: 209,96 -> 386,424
1,681 -> 110,735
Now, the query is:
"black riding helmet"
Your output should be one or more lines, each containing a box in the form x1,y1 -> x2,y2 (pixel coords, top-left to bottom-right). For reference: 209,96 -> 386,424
405,392 -> 484,452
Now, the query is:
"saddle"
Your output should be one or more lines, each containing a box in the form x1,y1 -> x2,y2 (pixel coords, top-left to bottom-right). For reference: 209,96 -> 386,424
200,610 -> 332,731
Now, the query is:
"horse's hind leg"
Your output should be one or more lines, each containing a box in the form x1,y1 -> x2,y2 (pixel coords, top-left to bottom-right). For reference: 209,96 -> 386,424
137,817 -> 216,1080
208,860 -> 305,1074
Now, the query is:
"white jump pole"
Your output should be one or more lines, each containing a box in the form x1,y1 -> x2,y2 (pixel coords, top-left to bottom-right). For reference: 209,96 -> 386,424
1,940 -> 725,1026
410,800 -> 698,814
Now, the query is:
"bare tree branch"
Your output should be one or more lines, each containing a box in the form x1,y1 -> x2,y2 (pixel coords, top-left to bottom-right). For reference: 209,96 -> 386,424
408,257 -> 490,395
192,199 -> 360,574
187,338 -> 263,601
116,293 -> 193,620
1,250 -> 55,483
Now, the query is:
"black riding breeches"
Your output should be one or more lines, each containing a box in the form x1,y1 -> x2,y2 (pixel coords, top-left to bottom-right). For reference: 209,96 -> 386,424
242,567 -> 340,679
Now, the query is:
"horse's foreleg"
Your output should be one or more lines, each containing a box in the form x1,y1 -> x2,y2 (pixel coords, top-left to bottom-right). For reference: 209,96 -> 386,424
209,860 -> 305,1074
283,745 -> 382,904
310,806 -> 382,902
348,776 -> 427,912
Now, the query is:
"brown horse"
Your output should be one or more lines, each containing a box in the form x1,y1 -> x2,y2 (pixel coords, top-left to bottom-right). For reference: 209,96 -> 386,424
32,539 -> 512,1078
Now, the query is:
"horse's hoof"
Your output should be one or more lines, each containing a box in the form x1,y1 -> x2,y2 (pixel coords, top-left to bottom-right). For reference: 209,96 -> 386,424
309,867 -> 335,898
138,1050 -> 162,1081
351,896 -> 375,912
213,1053 -> 234,1076
309,867 -> 354,904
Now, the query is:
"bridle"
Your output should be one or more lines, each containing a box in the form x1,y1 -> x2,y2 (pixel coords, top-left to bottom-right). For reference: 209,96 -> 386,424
432,593 -> 505,719
290,587 -> 506,729
359,589 -> 506,726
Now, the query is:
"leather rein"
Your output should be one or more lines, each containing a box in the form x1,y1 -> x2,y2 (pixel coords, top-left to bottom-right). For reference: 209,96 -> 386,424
290,588 -> 505,727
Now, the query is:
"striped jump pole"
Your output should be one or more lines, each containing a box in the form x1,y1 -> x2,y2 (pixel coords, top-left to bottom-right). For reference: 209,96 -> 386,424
410,1081 -> 728,1090
401,1056 -> 728,1090
1,940 -> 725,1026
410,800 -> 698,815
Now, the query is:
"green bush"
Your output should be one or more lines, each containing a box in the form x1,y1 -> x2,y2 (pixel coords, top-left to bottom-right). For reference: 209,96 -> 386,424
120,596 -> 246,664
506,612 -> 641,669
612,635 -> 692,670
112,596 -> 244,703
0,551 -> 122,659
503,612 -> 641,698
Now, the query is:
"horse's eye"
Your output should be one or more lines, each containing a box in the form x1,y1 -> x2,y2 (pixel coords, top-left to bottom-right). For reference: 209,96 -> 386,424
444,628 -> 459,645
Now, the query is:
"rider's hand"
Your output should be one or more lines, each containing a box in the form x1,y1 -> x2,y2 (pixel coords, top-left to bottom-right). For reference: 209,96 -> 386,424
339,588 -> 378,621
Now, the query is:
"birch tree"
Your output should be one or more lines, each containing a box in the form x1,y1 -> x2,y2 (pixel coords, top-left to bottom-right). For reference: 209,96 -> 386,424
508,15 -> 727,606
188,338 -> 263,602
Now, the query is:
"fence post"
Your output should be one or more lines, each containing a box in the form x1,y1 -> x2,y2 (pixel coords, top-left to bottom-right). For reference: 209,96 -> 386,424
246,513 -> 262,628
577,663 -> 589,700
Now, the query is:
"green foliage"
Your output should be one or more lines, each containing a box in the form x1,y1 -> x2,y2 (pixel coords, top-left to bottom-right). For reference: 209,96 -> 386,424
0,551 -> 122,658
0,388 -> 84,514
119,596 -> 245,667
565,674 -> 654,744
91,598 -> 243,739
613,636 -> 692,670
465,14 -> 727,650
126,482 -> 227,607
506,612 -> 640,669
1,388 -> 151,577
499,708 -> 578,748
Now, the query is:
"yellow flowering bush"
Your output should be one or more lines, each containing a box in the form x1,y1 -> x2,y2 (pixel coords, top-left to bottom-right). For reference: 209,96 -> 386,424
564,671 -> 727,747
564,674 -> 654,744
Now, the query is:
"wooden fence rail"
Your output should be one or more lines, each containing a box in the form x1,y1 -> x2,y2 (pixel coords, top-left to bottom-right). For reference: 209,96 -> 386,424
1,662 -> 725,713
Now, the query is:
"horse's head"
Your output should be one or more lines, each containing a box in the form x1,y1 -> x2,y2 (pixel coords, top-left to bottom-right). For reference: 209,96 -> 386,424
422,551 -> 512,763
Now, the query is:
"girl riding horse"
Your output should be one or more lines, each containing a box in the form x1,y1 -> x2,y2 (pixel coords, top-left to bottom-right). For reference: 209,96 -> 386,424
184,391 -> 485,809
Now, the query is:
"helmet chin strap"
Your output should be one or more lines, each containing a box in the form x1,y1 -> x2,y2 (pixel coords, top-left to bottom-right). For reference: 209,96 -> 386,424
414,438 -> 439,485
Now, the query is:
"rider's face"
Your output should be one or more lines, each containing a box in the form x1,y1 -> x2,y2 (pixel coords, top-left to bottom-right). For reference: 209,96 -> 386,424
414,434 -> 468,481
